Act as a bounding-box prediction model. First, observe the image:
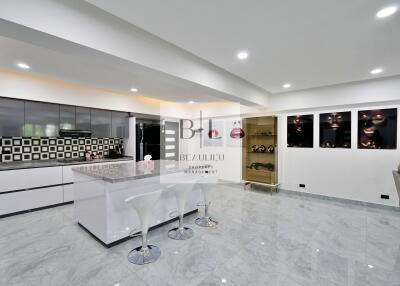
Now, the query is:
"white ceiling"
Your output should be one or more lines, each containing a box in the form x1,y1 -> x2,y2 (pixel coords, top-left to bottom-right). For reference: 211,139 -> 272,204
0,36 -> 230,103
87,0 -> 400,93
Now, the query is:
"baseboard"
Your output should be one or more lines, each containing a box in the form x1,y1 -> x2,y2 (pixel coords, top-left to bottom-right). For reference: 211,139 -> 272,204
0,201 -> 74,219
218,181 -> 400,212
278,188 -> 400,212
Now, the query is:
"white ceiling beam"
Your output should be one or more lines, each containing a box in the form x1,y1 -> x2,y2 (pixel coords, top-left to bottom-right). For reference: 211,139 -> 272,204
0,0 -> 270,107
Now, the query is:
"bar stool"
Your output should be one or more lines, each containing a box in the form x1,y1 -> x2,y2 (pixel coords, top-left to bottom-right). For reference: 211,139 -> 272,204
125,189 -> 162,265
167,180 -> 196,240
195,176 -> 218,227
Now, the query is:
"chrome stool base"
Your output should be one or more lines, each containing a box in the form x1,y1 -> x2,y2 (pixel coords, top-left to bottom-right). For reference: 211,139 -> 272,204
195,216 -> 218,227
168,227 -> 194,240
128,245 -> 161,265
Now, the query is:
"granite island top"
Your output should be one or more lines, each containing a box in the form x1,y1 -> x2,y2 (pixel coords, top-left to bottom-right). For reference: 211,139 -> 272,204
0,156 -> 133,171
72,160 -> 188,183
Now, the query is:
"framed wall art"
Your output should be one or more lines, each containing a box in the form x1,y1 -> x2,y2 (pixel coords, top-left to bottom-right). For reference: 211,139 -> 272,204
287,115 -> 314,148
358,108 -> 397,149
320,111 -> 351,148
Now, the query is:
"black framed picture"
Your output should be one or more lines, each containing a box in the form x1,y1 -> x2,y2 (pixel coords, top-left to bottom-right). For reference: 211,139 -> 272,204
320,112 -> 351,148
358,108 -> 397,149
287,115 -> 314,147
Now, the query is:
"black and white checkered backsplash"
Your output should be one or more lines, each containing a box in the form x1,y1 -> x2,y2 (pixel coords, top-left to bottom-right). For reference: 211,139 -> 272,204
0,137 -> 122,162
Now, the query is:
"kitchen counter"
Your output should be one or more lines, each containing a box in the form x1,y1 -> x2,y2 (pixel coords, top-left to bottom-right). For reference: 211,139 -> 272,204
0,156 -> 134,171
72,160 -> 187,183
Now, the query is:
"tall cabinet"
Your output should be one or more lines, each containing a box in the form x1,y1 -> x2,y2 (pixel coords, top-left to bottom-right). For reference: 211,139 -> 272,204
242,116 -> 278,188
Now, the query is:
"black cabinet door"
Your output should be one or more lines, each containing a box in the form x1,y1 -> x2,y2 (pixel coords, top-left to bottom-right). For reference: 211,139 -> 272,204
24,101 -> 59,137
91,109 -> 111,138
76,107 -> 91,131
60,105 -> 76,130
0,98 -> 24,137
111,111 -> 129,138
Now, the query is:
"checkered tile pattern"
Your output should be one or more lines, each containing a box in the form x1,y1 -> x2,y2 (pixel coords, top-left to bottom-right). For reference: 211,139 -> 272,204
0,137 -> 122,162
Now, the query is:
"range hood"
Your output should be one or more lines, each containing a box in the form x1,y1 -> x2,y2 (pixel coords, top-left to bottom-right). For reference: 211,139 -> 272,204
59,129 -> 92,138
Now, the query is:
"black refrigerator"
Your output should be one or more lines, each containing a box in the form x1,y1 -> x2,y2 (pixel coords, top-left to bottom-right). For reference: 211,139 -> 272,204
136,119 -> 161,161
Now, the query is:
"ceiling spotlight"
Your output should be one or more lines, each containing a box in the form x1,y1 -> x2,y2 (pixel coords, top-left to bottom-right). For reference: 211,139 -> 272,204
221,278 -> 227,283
370,68 -> 383,75
237,51 -> 249,60
17,62 -> 30,70
367,264 -> 374,269
376,6 -> 398,18
130,87 -> 138,93
283,83 -> 291,89
188,100 -> 195,104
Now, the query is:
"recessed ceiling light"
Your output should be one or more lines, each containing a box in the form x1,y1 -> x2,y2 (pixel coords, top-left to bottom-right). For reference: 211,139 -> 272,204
237,51 -> 249,60
283,83 -> 291,89
376,6 -> 397,18
17,62 -> 30,70
130,87 -> 138,93
188,100 -> 195,104
370,68 -> 383,75
221,278 -> 227,283
367,264 -> 374,269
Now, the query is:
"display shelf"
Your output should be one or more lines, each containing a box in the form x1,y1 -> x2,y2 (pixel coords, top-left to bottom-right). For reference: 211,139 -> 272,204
247,152 -> 274,154
242,116 -> 278,185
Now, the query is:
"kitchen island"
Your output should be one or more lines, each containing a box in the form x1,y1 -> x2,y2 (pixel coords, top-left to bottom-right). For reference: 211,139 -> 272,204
72,160 -> 200,246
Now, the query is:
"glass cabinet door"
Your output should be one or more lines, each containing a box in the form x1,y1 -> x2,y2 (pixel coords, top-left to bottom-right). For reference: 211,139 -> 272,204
111,111 -> 129,138
0,98 -> 24,137
60,105 -> 76,130
76,107 -> 91,131
242,116 -> 278,185
91,109 -> 111,138
24,101 -> 60,137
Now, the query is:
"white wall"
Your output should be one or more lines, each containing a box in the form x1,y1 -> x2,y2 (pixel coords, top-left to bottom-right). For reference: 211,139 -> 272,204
273,78 -> 400,207
278,107 -> 400,206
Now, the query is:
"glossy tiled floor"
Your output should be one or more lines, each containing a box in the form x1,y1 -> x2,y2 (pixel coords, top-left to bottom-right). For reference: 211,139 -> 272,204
1,184 -> 399,286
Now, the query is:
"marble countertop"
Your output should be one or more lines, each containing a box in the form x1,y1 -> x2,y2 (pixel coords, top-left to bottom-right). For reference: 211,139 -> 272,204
0,157 -> 134,171
72,160 -> 187,183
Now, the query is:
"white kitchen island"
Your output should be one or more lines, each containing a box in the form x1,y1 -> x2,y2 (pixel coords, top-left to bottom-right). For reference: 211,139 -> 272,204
73,160 -> 200,247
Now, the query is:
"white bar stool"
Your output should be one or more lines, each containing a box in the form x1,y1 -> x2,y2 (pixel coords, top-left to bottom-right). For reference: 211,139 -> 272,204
195,176 -> 218,227
125,189 -> 162,265
167,180 -> 196,240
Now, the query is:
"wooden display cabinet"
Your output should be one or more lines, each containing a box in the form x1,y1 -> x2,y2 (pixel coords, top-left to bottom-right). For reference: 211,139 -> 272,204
242,116 -> 278,188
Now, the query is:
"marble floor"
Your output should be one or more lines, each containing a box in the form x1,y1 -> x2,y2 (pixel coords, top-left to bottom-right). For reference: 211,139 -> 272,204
1,184 -> 400,286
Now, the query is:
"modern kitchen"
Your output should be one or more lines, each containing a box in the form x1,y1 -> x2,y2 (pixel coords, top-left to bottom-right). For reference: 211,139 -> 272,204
1,1 -> 400,286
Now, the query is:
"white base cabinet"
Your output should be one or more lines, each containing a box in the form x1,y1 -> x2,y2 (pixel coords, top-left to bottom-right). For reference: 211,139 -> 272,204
0,186 -> 63,216
0,167 -> 62,193
0,160 -> 134,217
